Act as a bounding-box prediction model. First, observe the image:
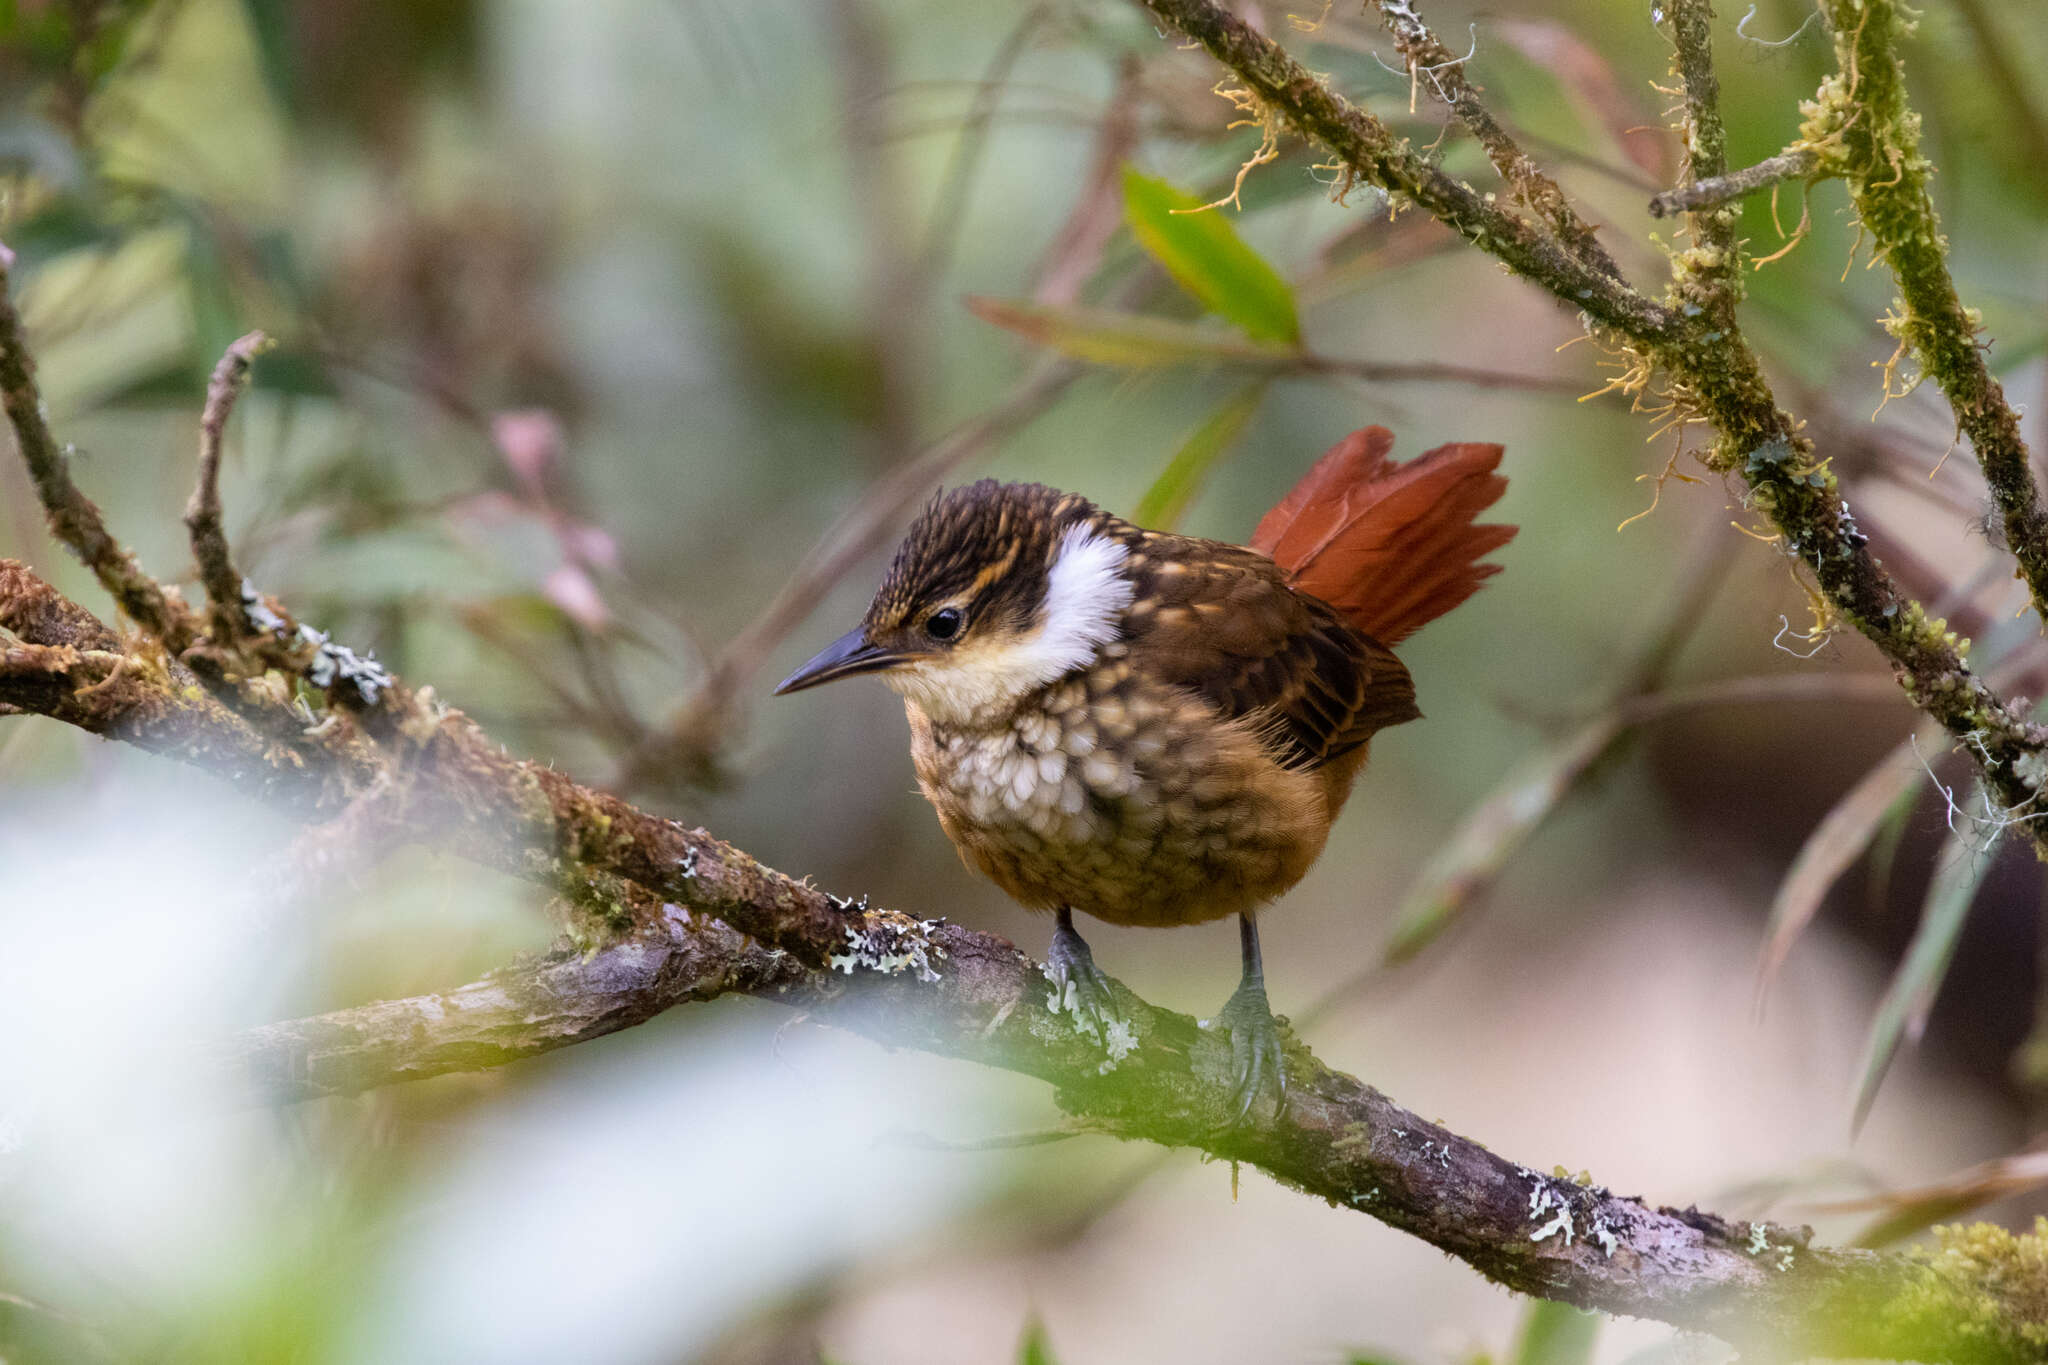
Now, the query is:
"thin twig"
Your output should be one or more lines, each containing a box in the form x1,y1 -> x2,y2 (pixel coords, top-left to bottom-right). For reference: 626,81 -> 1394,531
1370,0 -> 1621,279
0,243 -> 201,648
184,329 -> 269,645
1647,145 -> 1820,218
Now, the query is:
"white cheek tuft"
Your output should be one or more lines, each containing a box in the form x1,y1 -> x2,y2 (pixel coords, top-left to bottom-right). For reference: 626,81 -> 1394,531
887,525 -> 1131,726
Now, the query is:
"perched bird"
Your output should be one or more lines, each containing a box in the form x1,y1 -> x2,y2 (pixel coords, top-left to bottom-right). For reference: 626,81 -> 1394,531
777,425 -> 1514,1119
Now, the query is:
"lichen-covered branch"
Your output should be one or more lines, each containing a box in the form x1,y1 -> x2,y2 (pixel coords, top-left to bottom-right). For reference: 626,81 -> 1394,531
1369,0 -> 1620,279
218,822 -> 2028,1359
1135,0 -> 2048,857
1647,145 -> 1819,219
1814,0 -> 2048,629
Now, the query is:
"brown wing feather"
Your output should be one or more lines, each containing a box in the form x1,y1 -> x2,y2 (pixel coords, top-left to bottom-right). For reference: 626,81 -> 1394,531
1117,534 -> 1415,770
1251,427 -> 1515,646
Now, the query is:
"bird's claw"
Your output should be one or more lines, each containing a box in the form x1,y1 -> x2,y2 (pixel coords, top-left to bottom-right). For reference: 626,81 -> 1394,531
1046,919 -> 1124,1041
1216,980 -> 1286,1129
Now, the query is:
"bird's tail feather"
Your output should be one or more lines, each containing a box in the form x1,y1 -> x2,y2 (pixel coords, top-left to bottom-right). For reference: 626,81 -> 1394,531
1250,425 -> 1515,646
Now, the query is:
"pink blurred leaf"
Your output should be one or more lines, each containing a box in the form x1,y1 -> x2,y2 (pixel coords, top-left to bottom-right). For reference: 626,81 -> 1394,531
491,408 -> 565,497
561,520 -> 620,572
541,563 -> 609,630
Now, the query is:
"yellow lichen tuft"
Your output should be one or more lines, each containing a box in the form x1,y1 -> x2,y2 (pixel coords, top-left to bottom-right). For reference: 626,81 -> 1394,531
1176,81 -> 1283,215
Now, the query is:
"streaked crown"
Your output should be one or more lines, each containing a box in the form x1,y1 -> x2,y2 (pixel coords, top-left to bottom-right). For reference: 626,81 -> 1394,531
863,480 -> 1093,642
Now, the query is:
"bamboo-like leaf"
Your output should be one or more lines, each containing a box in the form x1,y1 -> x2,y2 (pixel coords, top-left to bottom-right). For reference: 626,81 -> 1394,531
1121,167 -> 1301,344
1818,1144 -> 2048,1247
966,296 -> 1292,369
1756,725 -> 1939,1010
1132,381 -> 1268,530
1851,795 -> 2000,1134
1382,713 -> 1626,965
1516,1299 -> 1601,1365
1016,1317 -> 1058,1365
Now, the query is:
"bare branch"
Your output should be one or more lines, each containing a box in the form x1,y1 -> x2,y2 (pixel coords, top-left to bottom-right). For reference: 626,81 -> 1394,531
1648,146 -> 1820,218
183,329 -> 269,645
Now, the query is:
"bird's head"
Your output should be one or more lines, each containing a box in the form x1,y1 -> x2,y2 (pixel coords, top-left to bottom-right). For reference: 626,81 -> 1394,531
774,480 -> 1134,726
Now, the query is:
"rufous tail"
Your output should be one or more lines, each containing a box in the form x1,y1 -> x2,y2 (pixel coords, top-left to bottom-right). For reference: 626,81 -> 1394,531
1249,425 -> 1515,645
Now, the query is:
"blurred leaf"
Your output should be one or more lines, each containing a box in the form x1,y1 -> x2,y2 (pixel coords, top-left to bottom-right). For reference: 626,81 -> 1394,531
1756,726 -> 1938,1008
237,0 -> 299,112
181,220 -> 246,384
1493,20 -> 1666,181
966,296 -> 1292,369
1383,713 -> 1626,965
1852,796 -> 2000,1134
1516,1299 -> 1600,1365
1821,1144 -> 2048,1247
1121,167 -> 1300,344
1016,1316 -> 1058,1365
1132,380 -> 1267,529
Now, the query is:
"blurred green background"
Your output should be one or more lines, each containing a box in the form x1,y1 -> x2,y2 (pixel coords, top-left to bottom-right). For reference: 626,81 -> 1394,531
3,0 -> 2047,1361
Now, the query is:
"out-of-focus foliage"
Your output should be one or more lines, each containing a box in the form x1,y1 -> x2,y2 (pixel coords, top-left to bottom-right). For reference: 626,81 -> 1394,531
2,0 -> 2047,1361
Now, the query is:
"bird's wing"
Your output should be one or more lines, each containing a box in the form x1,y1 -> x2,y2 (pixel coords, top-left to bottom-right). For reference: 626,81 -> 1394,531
1116,532 -> 1418,770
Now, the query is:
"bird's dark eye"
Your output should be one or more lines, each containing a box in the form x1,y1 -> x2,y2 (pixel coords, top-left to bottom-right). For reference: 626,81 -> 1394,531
926,607 -> 964,641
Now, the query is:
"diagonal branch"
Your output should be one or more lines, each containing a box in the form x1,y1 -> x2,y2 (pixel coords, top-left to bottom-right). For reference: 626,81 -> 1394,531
1815,0 -> 2048,629
1370,0 -> 1622,280
1140,0 -> 1681,343
0,555 -> 2037,1360
211,786 -> 2030,1363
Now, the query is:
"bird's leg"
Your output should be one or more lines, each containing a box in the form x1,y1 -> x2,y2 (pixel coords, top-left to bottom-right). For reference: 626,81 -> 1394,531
1218,912 -> 1286,1126
1045,905 -> 1122,1038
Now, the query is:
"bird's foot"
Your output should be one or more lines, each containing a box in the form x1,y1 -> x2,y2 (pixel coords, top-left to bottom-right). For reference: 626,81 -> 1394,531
1215,978 -> 1287,1129
1045,916 -> 1124,1043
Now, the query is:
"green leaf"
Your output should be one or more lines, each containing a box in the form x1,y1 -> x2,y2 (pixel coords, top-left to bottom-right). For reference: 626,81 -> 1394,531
1756,725 -> 1939,1009
1121,167 -> 1301,344
966,296 -> 1293,369
1016,1316 -> 1058,1365
1851,794 -> 2000,1133
1515,1300 -> 1600,1365
1132,380 -> 1267,530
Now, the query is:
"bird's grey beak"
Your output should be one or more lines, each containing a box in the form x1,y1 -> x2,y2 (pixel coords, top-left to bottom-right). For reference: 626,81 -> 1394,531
774,627 -> 913,695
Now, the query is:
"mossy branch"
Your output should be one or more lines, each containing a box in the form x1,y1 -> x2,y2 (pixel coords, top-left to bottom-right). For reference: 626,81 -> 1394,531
1369,0 -> 1620,279
1135,0 -> 2048,855
1814,0 -> 2048,630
